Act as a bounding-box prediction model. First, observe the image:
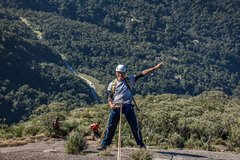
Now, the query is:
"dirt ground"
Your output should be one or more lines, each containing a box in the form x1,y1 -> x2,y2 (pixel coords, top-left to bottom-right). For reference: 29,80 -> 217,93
0,138 -> 240,160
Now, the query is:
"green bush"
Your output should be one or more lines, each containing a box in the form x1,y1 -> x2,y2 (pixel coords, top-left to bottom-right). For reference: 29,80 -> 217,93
65,131 -> 87,154
63,119 -> 80,134
130,149 -> 153,160
22,124 -> 41,136
10,125 -> 24,137
185,137 -> 203,149
168,132 -> 184,148
228,123 -> 240,150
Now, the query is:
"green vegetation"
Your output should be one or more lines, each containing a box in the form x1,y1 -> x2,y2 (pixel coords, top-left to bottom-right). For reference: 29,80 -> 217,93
0,8 -> 95,124
130,149 -> 153,160
1,0 -> 239,96
97,148 -> 112,157
65,131 -> 87,154
1,1 -> 240,123
1,92 -> 240,152
0,3 -> 240,155
78,73 -> 106,99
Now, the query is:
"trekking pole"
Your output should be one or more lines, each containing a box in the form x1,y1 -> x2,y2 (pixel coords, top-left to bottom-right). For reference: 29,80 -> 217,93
117,104 -> 123,160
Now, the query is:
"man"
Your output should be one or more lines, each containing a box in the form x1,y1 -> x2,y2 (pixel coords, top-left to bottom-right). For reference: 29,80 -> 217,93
97,62 -> 164,150
90,122 -> 101,141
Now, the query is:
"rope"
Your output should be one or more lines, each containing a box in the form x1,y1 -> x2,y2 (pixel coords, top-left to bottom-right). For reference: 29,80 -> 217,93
117,104 -> 122,160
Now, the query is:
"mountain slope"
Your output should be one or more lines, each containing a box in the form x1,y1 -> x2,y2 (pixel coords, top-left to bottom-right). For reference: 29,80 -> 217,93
1,1 -> 239,96
0,8 -> 94,124
1,0 -> 240,122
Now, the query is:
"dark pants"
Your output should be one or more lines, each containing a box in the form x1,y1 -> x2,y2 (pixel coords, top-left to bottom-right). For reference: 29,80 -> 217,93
93,131 -> 100,140
100,104 -> 144,147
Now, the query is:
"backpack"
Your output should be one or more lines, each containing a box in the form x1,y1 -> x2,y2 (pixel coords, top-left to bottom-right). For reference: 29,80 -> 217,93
111,78 -> 132,94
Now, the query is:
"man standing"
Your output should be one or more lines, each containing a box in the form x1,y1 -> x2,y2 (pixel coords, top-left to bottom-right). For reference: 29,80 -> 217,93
97,62 -> 164,150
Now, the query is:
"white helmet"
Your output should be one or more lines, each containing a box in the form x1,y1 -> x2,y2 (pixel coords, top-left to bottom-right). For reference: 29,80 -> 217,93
116,64 -> 127,72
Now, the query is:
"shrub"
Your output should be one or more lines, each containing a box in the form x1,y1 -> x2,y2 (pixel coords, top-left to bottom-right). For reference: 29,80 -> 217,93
228,123 -> 240,150
97,148 -> 112,157
168,132 -> 184,148
0,124 -> 25,139
7,125 -> 24,138
64,119 -> 79,133
130,149 -> 153,160
22,125 -> 41,136
65,131 -> 87,154
123,138 -> 135,147
185,137 -> 203,149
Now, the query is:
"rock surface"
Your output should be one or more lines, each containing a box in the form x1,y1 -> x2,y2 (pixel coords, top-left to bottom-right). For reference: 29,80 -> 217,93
0,139 -> 240,160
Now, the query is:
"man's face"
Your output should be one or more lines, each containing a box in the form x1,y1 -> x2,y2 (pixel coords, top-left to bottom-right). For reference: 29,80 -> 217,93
116,71 -> 126,81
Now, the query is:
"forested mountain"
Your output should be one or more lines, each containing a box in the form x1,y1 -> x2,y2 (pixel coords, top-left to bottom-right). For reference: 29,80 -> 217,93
1,0 -> 240,123
0,8 -> 94,124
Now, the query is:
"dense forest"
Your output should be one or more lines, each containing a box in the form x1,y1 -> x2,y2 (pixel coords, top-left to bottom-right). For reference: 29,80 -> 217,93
0,8 -> 94,124
1,0 -> 240,123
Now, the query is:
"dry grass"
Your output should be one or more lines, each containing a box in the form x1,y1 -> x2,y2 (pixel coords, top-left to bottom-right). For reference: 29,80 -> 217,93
97,148 -> 112,157
0,139 -> 28,147
0,134 -> 48,147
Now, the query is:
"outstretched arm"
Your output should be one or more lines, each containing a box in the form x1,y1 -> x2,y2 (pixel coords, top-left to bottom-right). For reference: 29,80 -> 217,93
142,61 -> 164,75
135,61 -> 164,81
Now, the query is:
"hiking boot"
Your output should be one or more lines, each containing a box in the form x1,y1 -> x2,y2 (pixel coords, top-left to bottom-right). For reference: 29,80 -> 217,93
97,145 -> 107,151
